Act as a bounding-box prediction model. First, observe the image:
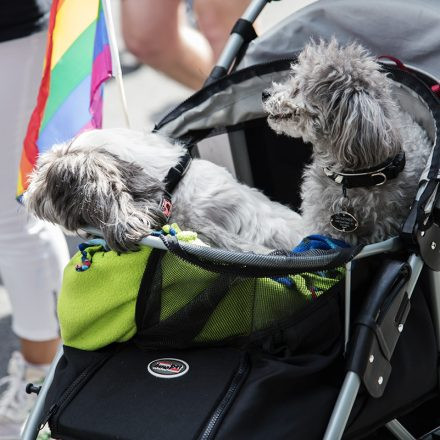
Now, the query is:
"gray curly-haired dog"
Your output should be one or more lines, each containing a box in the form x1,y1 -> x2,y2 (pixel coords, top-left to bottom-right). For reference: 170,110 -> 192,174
24,128 -> 305,253
263,39 -> 431,245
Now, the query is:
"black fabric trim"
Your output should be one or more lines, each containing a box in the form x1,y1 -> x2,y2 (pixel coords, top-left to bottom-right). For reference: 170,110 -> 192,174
0,2 -> 49,43
154,59 -> 294,131
134,248 -> 165,332
382,65 -> 440,179
204,66 -> 229,86
231,19 -> 257,43
0,20 -> 48,42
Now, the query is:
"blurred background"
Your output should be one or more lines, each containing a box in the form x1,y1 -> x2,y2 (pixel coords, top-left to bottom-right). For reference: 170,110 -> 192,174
0,0 -> 315,376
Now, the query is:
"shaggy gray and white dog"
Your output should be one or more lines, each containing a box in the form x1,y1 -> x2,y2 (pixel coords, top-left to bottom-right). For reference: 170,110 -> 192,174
263,39 -> 431,245
25,128 -> 304,253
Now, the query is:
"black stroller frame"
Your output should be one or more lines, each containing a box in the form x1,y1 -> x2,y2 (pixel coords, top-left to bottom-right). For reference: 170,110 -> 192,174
22,0 -> 440,438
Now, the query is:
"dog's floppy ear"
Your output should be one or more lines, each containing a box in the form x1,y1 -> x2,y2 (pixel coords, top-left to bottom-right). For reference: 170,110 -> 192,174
79,151 -> 167,252
329,89 -> 401,169
27,147 -> 166,252
102,157 -> 167,252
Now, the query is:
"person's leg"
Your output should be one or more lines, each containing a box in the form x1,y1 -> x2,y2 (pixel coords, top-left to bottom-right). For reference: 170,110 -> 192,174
193,0 -> 253,59
121,0 -> 213,89
0,30 -> 69,351
20,339 -> 60,365
0,30 -> 69,438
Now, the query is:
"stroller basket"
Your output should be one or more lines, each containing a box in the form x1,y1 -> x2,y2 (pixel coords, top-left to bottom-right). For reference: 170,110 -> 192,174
56,233 -> 360,352
133,236 -> 359,349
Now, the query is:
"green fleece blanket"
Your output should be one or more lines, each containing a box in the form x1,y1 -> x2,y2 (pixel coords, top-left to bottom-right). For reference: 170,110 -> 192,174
58,229 -> 345,351
58,245 -> 152,350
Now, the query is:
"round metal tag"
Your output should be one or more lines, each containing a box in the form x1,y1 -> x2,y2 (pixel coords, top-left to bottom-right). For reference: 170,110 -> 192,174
147,358 -> 189,379
330,211 -> 359,233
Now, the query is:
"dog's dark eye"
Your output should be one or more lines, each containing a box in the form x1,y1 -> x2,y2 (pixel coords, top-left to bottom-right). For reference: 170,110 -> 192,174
291,89 -> 299,98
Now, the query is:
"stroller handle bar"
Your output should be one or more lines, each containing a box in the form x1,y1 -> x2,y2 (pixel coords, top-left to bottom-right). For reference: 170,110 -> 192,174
204,0 -> 271,86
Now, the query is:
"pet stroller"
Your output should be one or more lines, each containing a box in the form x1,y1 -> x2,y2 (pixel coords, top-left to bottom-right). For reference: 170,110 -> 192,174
22,0 -> 440,438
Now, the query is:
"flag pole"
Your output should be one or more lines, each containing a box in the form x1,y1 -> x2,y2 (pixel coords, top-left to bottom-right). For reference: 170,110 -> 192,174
102,0 -> 131,128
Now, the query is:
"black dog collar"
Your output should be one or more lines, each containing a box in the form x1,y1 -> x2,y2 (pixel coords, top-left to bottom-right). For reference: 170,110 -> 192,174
324,151 -> 406,189
160,152 -> 192,220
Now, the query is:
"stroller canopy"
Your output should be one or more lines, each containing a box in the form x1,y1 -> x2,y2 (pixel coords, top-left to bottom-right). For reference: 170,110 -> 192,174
240,0 -> 440,82
157,0 -> 440,142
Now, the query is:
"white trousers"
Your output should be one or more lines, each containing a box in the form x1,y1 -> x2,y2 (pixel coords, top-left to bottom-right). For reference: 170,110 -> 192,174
0,31 -> 69,341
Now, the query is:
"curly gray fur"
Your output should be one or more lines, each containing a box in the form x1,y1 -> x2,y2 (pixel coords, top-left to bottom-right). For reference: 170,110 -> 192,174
25,144 -> 166,251
25,129 -> 304,253
263,38 -> 431,245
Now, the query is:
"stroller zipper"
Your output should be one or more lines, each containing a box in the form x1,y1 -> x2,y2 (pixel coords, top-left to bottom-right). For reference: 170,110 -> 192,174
40,351 -> 113,436
199,354 -> 250,440
39,403 -> 58,429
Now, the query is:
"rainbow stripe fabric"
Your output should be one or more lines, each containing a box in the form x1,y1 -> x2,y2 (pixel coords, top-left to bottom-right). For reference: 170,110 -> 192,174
17,0 -> 112,198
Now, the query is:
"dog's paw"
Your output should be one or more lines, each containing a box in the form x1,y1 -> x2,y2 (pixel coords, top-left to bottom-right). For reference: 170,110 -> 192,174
100,210 -> 159,253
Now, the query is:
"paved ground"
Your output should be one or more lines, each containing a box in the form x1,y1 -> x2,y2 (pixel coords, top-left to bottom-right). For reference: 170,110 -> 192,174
0,0 -> 313,379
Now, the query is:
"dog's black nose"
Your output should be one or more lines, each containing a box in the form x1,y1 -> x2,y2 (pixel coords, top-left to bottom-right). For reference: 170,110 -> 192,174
262,90 -> 271,103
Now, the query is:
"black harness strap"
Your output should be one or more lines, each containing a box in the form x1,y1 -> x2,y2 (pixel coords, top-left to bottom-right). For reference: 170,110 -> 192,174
159,152 -> 192,220
164,152 -> 192,194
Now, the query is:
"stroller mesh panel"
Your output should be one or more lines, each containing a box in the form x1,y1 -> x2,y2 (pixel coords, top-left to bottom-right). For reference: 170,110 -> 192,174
135,248 -> 345,347
160,251 -> 215,320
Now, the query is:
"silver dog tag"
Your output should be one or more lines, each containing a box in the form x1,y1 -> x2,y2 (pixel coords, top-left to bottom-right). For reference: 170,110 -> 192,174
330,211 -> 358,233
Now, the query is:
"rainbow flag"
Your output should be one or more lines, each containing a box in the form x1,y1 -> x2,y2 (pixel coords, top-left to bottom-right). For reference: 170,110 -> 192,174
17,0 -> 112,198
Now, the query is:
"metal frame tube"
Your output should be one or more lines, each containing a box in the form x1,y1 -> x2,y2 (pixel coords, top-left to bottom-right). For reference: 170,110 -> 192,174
344,262 -> 352,353
427,269 -> 440,352
406,255 -> 424,300
323,372 -> 361,440
213,0 -> 269,72
21,348 -> 63,440
353,237 -> 402,260
427,269 -> 440,389
385,420 -> 416,440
